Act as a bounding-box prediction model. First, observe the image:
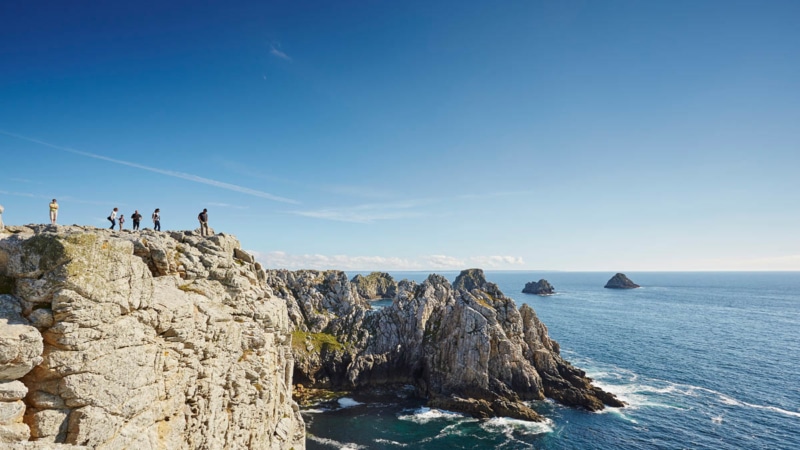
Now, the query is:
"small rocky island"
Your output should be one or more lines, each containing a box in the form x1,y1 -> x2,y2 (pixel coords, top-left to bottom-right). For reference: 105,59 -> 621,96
604,273 -> 640,289
522,279 -> 555,295
350,271 -> 397,300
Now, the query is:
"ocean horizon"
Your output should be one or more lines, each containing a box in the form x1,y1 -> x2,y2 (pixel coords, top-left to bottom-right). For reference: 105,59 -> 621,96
304,271 -> 800,449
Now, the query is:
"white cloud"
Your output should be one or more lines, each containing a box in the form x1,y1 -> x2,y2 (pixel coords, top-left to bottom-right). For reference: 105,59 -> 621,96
253,251 -> 422,271
289,199 -> 432,223
468,255 -> 526,267
425,254 -> 466,269
252,250 -> 525,271
288,191 -> 534,224
207,202 -> 249,210
270,44 -> 291,61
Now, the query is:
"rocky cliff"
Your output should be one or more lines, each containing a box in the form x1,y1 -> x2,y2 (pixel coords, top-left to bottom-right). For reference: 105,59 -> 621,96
0,225 -> 304,449
267,268 -> 623,421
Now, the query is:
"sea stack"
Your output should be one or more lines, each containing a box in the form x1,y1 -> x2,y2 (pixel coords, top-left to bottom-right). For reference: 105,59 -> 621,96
604,273 -> 640,289
522,279 -> 555,295
351,272 -> 397,300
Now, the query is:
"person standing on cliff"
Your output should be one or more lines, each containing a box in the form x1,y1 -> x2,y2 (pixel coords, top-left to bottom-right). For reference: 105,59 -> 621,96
118,214 -> 125,230
0,203 -> 4,231
131,210 -> 142,231
108,207 -> 118,230
198,208 -> 209,236
49,199 -> 59,225
152,208 -> 161,231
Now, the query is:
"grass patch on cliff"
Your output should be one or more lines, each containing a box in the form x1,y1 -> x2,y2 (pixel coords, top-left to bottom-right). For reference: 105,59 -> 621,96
292,330 -> 344,354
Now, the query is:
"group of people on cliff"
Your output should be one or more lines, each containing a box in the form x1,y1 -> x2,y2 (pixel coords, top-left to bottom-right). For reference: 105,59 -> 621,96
106,207 -> 161,231
105,206 -> 209,235
0,199 -> 210,236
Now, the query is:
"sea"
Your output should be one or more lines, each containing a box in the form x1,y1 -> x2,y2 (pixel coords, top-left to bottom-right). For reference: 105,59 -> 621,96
303,271 -> 800,450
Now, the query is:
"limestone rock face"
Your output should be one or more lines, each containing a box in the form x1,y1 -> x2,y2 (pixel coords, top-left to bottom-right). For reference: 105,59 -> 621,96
269,267 -> 623,421
604,273 -> 640,289
0,225 -> 304,449
522,279 -> 555,295
350,272 -> 397,300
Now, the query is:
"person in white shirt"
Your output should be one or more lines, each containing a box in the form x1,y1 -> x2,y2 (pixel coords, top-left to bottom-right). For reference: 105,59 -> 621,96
152,208 -> 161,231
108,208 -> 118,230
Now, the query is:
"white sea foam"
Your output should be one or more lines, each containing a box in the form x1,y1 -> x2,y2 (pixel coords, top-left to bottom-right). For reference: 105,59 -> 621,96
337,397 -> 363,408
600,406 -> 638,424
717,394 -> 800,418
480,417 -> 553,436
712,415 -> 724,424
397,407 -> 466,424
374,438 -> 408,447
586,360 -> 800,421
301,407 -> 329,414
433,422 -> 472,439
307,434 -> 367,449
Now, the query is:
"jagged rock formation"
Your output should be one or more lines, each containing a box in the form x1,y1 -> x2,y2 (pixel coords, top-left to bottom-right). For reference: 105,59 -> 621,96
268,268 -> 623,421
350,272 -> 397,300
522,279 -> 555,295
0,225 -> 304,449
604,273 -> 640,289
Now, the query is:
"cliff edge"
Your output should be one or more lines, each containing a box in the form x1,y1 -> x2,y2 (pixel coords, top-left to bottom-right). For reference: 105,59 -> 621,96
0,225 -> 304,449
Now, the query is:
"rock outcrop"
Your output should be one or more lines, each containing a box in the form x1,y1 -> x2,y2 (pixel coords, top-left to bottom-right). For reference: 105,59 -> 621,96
522,279 -> 555,295
604,273 -> 640,289
0,225 -> 304,449
268,268 -> 623,421
350,272 -> 397,300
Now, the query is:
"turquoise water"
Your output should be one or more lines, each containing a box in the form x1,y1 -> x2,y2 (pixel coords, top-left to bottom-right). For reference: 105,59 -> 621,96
304,272 -> 800,449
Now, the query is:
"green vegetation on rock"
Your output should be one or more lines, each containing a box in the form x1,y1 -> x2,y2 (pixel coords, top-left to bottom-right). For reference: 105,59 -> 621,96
292,330 -> 344,354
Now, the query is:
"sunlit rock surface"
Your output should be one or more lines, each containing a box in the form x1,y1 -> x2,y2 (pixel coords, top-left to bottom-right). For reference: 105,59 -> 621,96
0,225 -> 304,449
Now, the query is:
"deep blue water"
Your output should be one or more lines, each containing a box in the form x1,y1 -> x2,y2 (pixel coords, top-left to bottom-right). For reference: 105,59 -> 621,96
304,272 -> 800,449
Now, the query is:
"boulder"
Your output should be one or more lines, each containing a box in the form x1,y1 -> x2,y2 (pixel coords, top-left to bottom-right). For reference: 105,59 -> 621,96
604,273 -> 640,289
522,279 -> 555,295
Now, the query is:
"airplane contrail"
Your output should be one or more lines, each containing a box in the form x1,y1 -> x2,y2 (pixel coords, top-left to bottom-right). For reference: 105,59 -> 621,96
0,130 -> 299,204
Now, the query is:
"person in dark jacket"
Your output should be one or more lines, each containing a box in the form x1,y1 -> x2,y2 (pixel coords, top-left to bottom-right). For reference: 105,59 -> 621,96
198,208 -> 209,236
131,210 -> 142,231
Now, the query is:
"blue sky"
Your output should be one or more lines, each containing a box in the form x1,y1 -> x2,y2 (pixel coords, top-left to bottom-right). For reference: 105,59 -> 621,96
1,1 -> 799,271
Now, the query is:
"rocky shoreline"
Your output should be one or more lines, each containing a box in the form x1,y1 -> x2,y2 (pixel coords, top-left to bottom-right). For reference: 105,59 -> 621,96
267,268 -> 624,421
